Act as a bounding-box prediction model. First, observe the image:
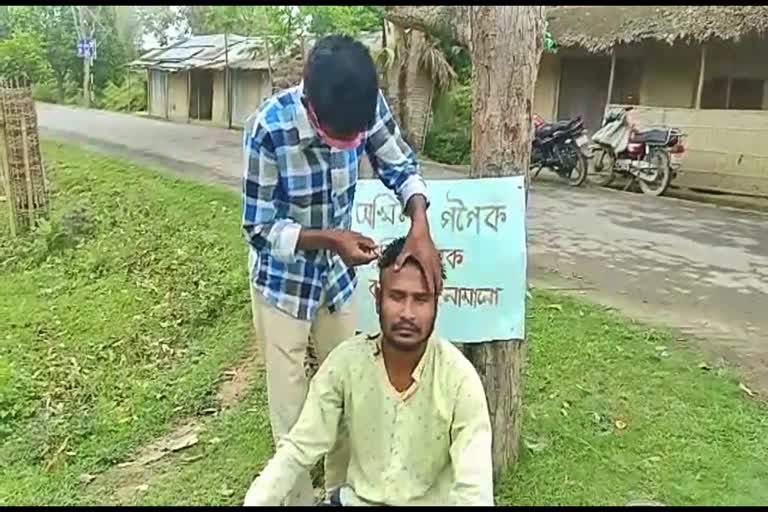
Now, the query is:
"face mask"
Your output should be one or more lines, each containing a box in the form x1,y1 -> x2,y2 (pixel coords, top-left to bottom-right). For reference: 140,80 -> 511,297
306,100 -> 363,150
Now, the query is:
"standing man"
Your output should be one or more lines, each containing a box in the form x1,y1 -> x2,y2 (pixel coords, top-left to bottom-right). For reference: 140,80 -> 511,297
241,35 -> 442,506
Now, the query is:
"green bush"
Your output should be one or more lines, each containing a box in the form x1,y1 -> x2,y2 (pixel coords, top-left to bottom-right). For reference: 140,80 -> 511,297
96,74 -> 147,113
31,80 -> 59,103
0,31 -> 52,84
423,83 -> 472,165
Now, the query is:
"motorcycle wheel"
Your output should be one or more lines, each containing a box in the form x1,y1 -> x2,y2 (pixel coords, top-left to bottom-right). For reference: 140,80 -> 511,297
562,142 -> 588,187
639,148 -> 672,196
590,146 -> 616,187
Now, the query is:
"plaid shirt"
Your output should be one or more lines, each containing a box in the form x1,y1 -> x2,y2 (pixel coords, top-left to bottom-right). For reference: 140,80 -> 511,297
242,84 -> 427,321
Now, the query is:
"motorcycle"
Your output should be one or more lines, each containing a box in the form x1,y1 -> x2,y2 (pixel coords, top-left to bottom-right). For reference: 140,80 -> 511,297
530,114 -> 590,187
590,107 -> 686,196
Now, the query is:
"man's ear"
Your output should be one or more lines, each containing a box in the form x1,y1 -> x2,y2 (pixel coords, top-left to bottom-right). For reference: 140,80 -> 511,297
374,283 -> 381,315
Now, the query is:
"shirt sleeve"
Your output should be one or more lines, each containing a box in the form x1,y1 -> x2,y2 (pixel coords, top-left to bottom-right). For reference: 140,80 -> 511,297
243,352 -> 346,506
364,91 -> 428,212
241,119 -> 302,263
449,370 -> 495,506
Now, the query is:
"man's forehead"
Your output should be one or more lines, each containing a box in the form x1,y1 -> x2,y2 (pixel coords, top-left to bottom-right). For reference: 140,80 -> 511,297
380,262 -> 430,291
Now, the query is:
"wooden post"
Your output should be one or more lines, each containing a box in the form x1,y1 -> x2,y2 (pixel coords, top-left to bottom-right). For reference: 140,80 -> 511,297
146,68 -> 152,115
225,31 -> 232,129
725,77 -> 732,110
0,85 -> 14,237
695,45 -> 707,109
605,50 -> 617,118
186,70 -> 192,123
265,36 -> 274,93
19,107 -> 36,227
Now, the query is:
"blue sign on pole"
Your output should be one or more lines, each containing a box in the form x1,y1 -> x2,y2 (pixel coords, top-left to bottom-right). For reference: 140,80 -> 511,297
77,39 -> 96,59
352,175 -> 528,344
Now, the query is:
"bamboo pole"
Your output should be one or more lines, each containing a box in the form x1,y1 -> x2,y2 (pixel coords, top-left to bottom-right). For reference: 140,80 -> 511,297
695,45 -> 707,109
604,50 -> 617,119
19,97 -> 36,227
0,83 -> 14,237
187,70 -> 192,123
265,37 -> 274,93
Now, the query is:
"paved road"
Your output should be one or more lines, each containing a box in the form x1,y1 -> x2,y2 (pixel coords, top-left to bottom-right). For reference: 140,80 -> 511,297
37,102 -> 768,393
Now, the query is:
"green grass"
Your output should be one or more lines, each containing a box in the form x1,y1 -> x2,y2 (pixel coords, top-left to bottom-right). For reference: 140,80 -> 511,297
0,142 -> 255,504
1,142 -> 766,505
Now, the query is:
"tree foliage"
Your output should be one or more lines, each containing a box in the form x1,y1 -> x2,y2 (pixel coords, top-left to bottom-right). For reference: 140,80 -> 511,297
299,6 -> 383,37
0,31 -> 52,83
2,6 -> 130,102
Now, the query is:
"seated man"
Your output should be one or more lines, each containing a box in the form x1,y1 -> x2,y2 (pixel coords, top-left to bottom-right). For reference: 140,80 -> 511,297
243,237 -> 494,506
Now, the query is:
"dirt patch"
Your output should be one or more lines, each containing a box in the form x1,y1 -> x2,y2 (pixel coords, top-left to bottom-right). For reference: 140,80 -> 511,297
100,421 -> 207,504
216,336 -> 265,408
85,335 -> 266,503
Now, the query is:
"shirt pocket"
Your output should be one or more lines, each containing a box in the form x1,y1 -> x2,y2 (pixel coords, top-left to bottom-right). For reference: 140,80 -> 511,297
281,146 -> 322,210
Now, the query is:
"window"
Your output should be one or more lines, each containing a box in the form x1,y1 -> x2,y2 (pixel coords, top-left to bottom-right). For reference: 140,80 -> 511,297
730,79 -> 764,110
701,76 -> 764,110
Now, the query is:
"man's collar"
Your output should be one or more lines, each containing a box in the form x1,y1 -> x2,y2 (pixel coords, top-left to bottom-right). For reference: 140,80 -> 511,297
371,332 -> 435,383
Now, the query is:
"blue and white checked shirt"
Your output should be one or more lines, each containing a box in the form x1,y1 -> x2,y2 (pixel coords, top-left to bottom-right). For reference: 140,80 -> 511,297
242,84 -> 428,321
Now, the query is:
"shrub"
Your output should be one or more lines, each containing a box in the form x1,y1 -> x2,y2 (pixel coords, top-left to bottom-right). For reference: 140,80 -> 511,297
423,83 -> 472,165
96,74 -> 147,113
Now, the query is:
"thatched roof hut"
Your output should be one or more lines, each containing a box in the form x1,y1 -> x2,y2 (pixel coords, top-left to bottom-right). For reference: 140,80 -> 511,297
546,6 -> 768,53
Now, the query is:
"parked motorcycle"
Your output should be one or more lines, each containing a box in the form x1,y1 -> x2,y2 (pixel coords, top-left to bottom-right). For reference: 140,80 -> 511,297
590,107 -> 686,196
530,114 -> 590,187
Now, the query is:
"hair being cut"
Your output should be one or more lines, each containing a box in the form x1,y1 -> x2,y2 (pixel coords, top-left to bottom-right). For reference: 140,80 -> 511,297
303,35 -> 379,135
379,237 -> 447,281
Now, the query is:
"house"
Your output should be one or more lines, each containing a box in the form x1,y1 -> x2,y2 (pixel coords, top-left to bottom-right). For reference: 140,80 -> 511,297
130,32 -> 393,133
534,5 -> 768,197
130,34 -> 276,128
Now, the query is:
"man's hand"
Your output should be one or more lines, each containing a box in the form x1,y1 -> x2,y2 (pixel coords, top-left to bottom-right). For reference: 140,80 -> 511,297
333,230 -> 379,267
395,224 -> 443,295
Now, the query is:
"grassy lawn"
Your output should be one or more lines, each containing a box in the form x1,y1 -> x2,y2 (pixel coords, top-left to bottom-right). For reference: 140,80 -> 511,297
1,142 -> 766,505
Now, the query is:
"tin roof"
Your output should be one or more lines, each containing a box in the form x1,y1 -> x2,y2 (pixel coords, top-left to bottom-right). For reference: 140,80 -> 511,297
130,33 -> 276,72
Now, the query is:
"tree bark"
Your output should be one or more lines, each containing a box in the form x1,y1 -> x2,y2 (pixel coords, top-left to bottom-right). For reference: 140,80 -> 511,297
389,5 -> 544,478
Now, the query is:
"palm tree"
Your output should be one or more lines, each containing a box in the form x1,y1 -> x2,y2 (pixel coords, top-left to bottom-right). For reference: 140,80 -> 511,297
374,24 -> 456,151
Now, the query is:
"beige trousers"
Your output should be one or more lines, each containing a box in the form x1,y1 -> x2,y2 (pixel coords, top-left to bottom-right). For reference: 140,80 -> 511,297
249,274 -> 355,506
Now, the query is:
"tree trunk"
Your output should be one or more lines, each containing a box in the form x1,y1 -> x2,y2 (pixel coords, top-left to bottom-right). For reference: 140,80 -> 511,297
387,4 -> 544,478
396,29 -> 411,144
463,5 -> 544,477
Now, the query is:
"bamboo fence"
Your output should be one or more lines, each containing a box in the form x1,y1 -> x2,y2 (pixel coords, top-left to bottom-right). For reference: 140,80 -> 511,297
0,78 -> 48,236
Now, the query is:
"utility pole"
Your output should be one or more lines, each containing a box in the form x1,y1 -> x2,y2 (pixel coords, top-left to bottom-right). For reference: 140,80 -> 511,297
74,6 -> 93,108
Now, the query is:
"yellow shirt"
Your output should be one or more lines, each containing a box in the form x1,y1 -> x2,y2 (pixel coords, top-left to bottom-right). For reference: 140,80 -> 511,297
244,333 -> 494,506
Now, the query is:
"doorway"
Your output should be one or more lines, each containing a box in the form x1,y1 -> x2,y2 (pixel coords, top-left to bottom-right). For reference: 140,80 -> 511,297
557,57 -> 610,132
189,69 -> 214,121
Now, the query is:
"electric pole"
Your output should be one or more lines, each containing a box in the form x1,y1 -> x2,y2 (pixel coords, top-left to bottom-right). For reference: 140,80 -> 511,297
73,5 -> 93,108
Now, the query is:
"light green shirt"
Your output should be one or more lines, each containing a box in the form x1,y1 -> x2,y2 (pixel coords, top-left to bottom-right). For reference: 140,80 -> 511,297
244,333 -> 494,506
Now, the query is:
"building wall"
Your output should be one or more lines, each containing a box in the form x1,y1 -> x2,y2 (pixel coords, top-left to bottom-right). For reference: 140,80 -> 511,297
231,70 -> 271,128
614,104 -> 768,197
533,53 -> 560,121
148,70 -> 168,118
638,45 -> 699,108
167,71 -> 189,121
212,70 -> 227,125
